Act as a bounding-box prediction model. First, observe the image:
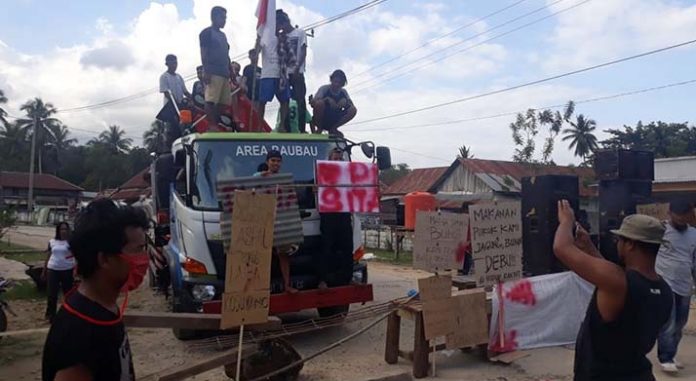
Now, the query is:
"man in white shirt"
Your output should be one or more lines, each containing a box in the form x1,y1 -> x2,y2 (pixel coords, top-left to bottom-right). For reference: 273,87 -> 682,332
656,200 -> 696,373
277,10 -> 308,133
159,54 -> 190,106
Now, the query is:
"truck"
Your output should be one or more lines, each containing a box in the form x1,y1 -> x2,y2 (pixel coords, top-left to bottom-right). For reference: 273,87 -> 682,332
149,131 -> 391,339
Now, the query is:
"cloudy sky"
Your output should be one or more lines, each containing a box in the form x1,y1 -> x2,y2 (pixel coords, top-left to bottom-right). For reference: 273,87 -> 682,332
1,0 -> 696,168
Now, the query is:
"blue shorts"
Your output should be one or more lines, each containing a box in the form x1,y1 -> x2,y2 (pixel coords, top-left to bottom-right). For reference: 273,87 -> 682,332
259,78 -> 290,103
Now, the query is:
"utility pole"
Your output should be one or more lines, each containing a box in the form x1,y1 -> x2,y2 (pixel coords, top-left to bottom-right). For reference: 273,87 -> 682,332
27,114 -> 37,222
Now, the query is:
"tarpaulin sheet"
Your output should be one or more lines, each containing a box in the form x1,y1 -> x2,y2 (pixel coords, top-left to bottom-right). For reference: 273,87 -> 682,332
489,271 -> 594,352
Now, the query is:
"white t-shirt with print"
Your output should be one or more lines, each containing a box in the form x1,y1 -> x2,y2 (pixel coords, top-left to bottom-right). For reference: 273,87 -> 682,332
261,36 -> 280,79
287,28 -> 307,73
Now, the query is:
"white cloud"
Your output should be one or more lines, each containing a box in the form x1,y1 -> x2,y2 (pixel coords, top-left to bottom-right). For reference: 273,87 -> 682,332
80,40 -> 134,70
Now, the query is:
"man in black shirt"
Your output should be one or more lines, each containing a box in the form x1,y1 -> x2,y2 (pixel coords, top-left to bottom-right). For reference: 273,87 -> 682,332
242,48 -> 262,111
42,199 -> 150,381
553,200 -> 673,381
199,6 -> 232,129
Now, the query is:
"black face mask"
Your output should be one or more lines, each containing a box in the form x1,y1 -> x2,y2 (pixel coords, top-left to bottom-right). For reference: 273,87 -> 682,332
673,223 -> 688,232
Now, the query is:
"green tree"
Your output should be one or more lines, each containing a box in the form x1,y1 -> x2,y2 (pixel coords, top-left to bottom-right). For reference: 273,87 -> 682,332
98,125 -> 133,153
562,114 -> 599,161
0,89 -> 8,127
45,124 -> 77,174
0,123 -> 26,156
379,163 -> 411,186
600,121 -> 696,158
15,98 -> 62,173
457,144 -> 474,159
143,121 -> 167,153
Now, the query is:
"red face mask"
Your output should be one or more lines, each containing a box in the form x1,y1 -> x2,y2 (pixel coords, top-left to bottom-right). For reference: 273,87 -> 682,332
119,252 -> 149,292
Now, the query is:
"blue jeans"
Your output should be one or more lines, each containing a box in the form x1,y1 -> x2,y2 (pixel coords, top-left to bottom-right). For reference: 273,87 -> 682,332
657,292 -> 691,363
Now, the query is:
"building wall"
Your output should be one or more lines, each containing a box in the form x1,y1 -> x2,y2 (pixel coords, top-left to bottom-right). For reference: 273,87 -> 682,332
436,166 -> 492,194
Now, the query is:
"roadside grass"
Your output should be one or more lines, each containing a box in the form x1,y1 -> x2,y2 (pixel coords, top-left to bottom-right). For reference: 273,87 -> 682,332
3,279 -> 45,301
368,248 -> 413,266
0,240 -> 46,264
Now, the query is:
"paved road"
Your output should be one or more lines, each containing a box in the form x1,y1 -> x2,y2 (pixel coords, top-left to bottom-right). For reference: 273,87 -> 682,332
2,225 -> 54,250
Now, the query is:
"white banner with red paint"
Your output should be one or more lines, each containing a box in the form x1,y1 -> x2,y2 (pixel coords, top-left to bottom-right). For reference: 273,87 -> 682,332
488,271 -> 594,352
316,160 -> 379,213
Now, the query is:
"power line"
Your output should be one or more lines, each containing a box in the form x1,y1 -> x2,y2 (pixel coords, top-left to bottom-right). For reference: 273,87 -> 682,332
352,0 -> 532,79
349,37 -> 696,126
55,0 -> 391,114
351,0 -> 572,90
347,79 -> 696,132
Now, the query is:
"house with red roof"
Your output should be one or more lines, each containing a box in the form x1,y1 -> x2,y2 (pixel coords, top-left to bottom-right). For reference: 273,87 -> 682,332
0,171 -> 84,222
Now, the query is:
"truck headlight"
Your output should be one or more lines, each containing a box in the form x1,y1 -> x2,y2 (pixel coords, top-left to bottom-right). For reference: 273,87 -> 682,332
191,285 -> 216,301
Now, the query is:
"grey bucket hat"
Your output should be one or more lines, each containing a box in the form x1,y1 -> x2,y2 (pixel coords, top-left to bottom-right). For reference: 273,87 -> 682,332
610,214 -> 666,245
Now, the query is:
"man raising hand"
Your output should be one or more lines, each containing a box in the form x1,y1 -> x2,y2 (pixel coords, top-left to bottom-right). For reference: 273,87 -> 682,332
553,200 -> 672,381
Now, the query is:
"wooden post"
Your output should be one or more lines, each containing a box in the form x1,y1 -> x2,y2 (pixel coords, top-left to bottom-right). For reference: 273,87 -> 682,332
384,311 -> 401,364
235,325 -> 244,381
412,312 -> 429,378
497,281 -> 505,349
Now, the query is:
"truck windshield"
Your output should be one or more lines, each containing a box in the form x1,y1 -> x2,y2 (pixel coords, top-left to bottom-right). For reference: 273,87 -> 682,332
192,140 -> 336,210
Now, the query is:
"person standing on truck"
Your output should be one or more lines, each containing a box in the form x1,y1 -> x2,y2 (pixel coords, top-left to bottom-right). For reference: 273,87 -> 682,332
317,148 -> 354,289
553,201 -> 673,381
277,10 -> 308,133
159,54 -> 190,106
310,70 -> 357,137
200,6 -> 232,130
242,48 -> 262,112
42,199 -> 150,381
257,12 -> 292,130
43,222 -> 75,322
191,65 -> 206,104
655,200 -> 696,374
255,150 -> 299,293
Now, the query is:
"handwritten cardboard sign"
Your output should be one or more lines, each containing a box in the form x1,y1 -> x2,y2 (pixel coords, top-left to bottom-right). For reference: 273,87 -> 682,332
445,289 -> 489,349
418,275 -> 452,301
637,203 -> 669,221
413,212 -> 468,272
316,160 -> 379,213
419,274 -> 456,340
470,202 -> 523,287
220,191 -> 276,329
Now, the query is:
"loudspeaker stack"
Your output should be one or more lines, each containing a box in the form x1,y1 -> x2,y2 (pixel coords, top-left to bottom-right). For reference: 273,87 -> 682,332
594,149 -> 654,263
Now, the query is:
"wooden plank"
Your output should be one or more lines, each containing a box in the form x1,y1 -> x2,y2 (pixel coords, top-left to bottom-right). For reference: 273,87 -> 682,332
412,313 -> 429,379
418,275 -> 452,301
123,311 -> 281,331
421,298 -> 455,340
445,290 -> 489,350
384,311 -> 401,364
139,345 -> 255,381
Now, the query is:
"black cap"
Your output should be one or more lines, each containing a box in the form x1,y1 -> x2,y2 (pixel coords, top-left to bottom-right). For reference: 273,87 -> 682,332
266,150 -> 282,160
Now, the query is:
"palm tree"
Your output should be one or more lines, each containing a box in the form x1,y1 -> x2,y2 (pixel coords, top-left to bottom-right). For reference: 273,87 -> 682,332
98,125 -> 133,153
46,124 -> 77,172
562,114 -> 599,161
15,98 -> 61,173
143,121 -> 167,153
0,89 -> 8,127
457,144 -> 474,159
0,123 -> 26,156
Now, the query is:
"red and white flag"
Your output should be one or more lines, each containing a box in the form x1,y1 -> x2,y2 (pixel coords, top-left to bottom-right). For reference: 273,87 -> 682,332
256,0 -> 276,48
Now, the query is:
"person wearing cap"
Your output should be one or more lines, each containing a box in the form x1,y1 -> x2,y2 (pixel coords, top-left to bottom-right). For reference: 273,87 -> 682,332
159,54 -> 190,106
254,150 -> 299,293
310,69 -> 357,137
655,200 -> 696,373
553,200 -> 673,381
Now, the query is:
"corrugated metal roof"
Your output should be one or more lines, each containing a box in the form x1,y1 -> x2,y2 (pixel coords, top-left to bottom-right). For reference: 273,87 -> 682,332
0,171 -> 83,192
382,167 -> 449,195
460,159 -> 596,197
216,173 -> 303,248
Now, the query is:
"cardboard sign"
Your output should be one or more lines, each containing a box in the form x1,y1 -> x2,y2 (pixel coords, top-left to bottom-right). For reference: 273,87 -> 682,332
220,191 -> 276,329
445,289 -> 489,349
422,298 -> 457,340
418,275 -> 452,301
637,203 -> 669,221
470,202 -> 523,287
316,160 -> 379,213
413,212 -> 468,272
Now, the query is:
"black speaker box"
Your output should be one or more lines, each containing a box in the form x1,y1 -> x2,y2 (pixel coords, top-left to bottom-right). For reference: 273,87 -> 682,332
521,175 -> 579,276
594,149 -> 654,181
598,179 -> 653,263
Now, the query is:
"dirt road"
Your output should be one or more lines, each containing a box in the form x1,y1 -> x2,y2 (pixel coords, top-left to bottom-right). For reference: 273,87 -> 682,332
2,225 -> 696,380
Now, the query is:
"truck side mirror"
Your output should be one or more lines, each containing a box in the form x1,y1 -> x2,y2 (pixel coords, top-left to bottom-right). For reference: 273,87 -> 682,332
376,146 -> 391,170
360,142 -> 375,159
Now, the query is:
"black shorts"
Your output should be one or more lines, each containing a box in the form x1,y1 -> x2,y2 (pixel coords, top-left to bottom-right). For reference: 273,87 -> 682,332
289,73 -> 306,99
321,107 -> 348,130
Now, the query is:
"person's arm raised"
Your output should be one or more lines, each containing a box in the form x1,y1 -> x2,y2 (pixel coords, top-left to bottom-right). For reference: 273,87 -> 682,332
553,200 -> 627,322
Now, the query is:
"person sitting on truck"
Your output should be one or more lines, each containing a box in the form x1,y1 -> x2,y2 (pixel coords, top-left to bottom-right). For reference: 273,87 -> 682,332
199,6 -> 232,131
191,65 -> 206,105
255,150 -> 299,293
310,70 -> 357,137
42,199 -> 150,381
317,148 -> 354,289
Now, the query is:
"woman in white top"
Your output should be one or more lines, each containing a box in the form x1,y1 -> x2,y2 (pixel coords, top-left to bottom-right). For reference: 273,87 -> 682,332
43,222 -> 75,321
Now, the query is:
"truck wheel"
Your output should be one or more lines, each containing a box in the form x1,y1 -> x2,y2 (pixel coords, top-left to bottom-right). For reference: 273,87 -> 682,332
317,304 -> 349,319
